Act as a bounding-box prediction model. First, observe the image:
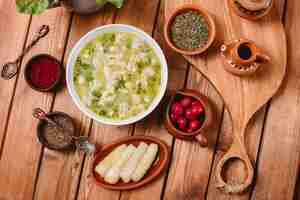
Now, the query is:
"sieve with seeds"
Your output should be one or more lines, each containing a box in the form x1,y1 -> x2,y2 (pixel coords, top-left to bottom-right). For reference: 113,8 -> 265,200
33,108 -> 95,154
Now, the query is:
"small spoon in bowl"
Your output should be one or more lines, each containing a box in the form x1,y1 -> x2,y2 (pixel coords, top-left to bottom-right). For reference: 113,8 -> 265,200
33,108 -> 95,154
1,25 -> 49,80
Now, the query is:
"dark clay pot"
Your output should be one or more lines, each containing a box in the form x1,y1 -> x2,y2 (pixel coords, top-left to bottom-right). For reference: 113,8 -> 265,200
50,0 -> 104,15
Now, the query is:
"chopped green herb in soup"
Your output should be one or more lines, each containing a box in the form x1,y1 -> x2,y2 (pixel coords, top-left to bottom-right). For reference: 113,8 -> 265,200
73,32 -> 161,120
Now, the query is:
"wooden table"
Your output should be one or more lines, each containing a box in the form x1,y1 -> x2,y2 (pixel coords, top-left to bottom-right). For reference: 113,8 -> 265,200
0,0 -> 299,199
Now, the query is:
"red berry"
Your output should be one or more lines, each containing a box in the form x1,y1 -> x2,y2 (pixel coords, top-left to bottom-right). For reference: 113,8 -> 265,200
189,120 -> 202,131
170,113 -> 179,123
191,102 -> 204,116
171,102 -> 184,115
177,116 -> 187,131
185,108 -> 198,120
191,101 -> 203,108
180,96 -> 193,108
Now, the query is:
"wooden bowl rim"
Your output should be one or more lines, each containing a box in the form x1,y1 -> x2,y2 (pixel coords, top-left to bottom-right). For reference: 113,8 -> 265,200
165,89 -> 213,138
164,3 -> 216,56
37,111 -> 76,151
24,54 -> 63,92
91,136 -> 170,190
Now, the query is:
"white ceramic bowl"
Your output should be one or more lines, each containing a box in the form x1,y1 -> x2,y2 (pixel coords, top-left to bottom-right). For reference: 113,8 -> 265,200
67,24 -> 168,126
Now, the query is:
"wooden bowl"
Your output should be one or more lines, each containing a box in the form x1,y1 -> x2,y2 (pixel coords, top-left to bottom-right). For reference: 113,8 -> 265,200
164,4 -> 216,56
91,136 -> 170,190
37,111 -> 76,151
164,89 -> 214,147
229,0 -> 273,21
24,54 -> 63,92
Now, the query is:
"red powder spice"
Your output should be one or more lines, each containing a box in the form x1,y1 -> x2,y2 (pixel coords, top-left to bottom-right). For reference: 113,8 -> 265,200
29,57 -> 60,89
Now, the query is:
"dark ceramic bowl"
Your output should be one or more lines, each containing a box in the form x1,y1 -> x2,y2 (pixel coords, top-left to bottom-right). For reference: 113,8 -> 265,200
164,89 -> 215,147
25,54 -> 63,92
37,111 -> 76,151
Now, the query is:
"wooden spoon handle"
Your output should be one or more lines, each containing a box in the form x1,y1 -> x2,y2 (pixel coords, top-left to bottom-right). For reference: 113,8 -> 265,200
215,141 -> 254,193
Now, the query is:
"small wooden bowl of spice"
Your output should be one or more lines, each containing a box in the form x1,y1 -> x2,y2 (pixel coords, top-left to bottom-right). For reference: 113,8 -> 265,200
164,4 -> 216,55
25,54 -> 63,92
36,110 -> 77,151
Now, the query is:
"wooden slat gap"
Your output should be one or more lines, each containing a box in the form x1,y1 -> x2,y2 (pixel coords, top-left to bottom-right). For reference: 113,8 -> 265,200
204,105 -> 226,200
74,119 -> 94,200
151,0 -> 163,37
160,136 -> 176,200
0,15 -> 33,159
248,101 -> 271,200
160,61 -> 190,200
30,11 -> 75,199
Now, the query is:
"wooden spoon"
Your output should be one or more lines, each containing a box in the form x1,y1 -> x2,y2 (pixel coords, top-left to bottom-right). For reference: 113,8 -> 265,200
165,0 -> 286,193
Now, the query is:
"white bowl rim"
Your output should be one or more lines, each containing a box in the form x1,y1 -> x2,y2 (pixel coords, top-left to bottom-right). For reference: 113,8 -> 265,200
66,24 -> 168,126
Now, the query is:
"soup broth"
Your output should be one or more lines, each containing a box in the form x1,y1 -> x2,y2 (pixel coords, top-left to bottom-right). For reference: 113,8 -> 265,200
73,31 -> 162,120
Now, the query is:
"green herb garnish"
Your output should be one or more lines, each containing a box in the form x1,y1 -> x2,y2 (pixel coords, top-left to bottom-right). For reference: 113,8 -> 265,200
16,0 -> 49,15
170,11 -> 209,51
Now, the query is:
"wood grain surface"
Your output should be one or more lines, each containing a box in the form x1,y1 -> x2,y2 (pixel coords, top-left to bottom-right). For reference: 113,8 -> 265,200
0,0 -> 299,199
0,7 -> 70,199
0,1 -> 30,156
250,0 -> 300,199
165,0 -> 287,194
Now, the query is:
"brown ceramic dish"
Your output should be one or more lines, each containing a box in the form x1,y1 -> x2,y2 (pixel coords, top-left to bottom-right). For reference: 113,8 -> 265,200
25,54 -> 63,92
164,89 -> 214,147
220,38 -> 270,76
37,111 -> 76,151
229,0 -> 273,20
164,4 -> 216,55
91,136 -> 170,190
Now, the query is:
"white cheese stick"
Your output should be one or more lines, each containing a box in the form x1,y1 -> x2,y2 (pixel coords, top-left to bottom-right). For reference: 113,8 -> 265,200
131,143 -> 159,182
120,142 -> 148,183
104,144 -> 136,184
95,144 -> 127,177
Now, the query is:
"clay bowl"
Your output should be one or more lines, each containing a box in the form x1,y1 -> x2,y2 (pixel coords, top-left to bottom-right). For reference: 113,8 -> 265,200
37,111 -> 76,151
164,4 -> 216,56
24,54 -> 63,92
164,89 -> 214,147
91,136 -> 170,190
229,0 -> 274,20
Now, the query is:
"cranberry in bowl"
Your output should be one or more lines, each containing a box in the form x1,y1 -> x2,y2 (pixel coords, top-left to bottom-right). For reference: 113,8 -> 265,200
25,54 -> 63,92
164,89 -> 214,147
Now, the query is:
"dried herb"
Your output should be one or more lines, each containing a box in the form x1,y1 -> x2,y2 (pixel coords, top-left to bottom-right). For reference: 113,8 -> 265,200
42,114 -> 74,149
170,11 -> 209,51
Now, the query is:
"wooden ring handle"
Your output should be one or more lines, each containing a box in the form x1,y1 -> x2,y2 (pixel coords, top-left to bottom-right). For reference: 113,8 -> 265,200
215,152 -> 254,193
195,134 -> 208,147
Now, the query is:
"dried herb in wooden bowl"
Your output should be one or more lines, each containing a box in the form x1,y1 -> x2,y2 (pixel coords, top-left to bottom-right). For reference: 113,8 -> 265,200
170,11 -> 209,51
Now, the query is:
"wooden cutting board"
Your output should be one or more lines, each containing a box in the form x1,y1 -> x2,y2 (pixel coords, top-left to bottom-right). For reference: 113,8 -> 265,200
165,0 -> 286,194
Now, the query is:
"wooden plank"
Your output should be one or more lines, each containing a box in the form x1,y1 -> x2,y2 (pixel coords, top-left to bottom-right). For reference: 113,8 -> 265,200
33,7 -> 116,200
119,1 -> 189,199
250,0 -> 300,198
295,174 -> 300,200
0,0 -> 31,155
0,7 -> 71,200
164,67 -> 224,200
76,0 -> 162,199
205,0 -> 286,199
